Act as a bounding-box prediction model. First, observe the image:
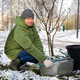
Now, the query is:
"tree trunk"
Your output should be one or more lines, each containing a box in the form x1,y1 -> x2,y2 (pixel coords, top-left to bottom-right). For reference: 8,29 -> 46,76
2,0 -> 3,29
10,0 -> 13,29
15,0 -> 17,17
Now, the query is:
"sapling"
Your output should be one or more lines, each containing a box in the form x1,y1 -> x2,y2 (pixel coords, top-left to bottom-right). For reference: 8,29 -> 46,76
27,0 -> 71,56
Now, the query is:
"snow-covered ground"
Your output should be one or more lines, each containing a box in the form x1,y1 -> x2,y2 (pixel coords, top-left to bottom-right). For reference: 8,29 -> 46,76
0,29 -> 80,80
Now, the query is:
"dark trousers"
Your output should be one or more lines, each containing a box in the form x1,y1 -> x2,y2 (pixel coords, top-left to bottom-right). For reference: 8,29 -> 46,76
17,49 -> 38,64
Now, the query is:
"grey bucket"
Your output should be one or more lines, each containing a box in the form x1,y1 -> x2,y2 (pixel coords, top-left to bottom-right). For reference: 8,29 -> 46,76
39,57 -> 73,76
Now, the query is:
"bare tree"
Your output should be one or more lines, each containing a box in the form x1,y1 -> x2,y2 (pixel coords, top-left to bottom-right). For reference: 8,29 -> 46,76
27,0 -> 71,56
15,0 -> 17,17
10,0 -> 13,29
71,0 -> 77,29
2,0 -> 3,29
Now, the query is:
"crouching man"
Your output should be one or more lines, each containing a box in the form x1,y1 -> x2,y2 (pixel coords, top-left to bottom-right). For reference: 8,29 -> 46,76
4,9 -> 54,71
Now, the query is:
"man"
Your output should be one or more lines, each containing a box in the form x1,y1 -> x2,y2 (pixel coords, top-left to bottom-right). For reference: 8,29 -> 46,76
4,9 -> 54,71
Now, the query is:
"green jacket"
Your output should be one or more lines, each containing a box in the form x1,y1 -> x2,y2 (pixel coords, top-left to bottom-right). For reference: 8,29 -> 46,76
4,16 -> 46,62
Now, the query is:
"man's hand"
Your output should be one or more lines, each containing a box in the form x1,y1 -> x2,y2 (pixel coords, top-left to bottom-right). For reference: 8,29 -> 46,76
43,59 -> 54,68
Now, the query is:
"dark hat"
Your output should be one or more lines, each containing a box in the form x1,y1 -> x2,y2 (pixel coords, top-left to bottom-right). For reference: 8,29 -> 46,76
22,9 -> 34,20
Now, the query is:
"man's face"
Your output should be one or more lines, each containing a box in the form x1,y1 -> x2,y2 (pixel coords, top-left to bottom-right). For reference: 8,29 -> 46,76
24,17 -> 34,26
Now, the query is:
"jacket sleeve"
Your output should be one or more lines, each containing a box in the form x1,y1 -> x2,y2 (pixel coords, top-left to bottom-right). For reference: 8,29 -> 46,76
33,27 -> 44,54
14,27 -> 46,62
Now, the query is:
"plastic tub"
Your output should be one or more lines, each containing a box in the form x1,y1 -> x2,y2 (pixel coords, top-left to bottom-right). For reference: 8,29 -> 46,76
66,45 -> 80,70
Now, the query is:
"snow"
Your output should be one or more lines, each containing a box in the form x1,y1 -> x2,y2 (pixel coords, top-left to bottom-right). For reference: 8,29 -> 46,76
0,29 -> 80,80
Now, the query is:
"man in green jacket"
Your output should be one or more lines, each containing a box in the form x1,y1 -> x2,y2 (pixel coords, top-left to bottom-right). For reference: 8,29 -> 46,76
4,9 -> 53,71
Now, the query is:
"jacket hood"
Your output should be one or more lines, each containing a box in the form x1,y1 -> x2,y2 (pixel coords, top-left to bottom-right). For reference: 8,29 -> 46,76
14,16 -> 34,29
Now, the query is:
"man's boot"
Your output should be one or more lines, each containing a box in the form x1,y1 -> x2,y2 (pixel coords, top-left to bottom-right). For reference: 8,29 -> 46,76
8,58 -> 24,71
